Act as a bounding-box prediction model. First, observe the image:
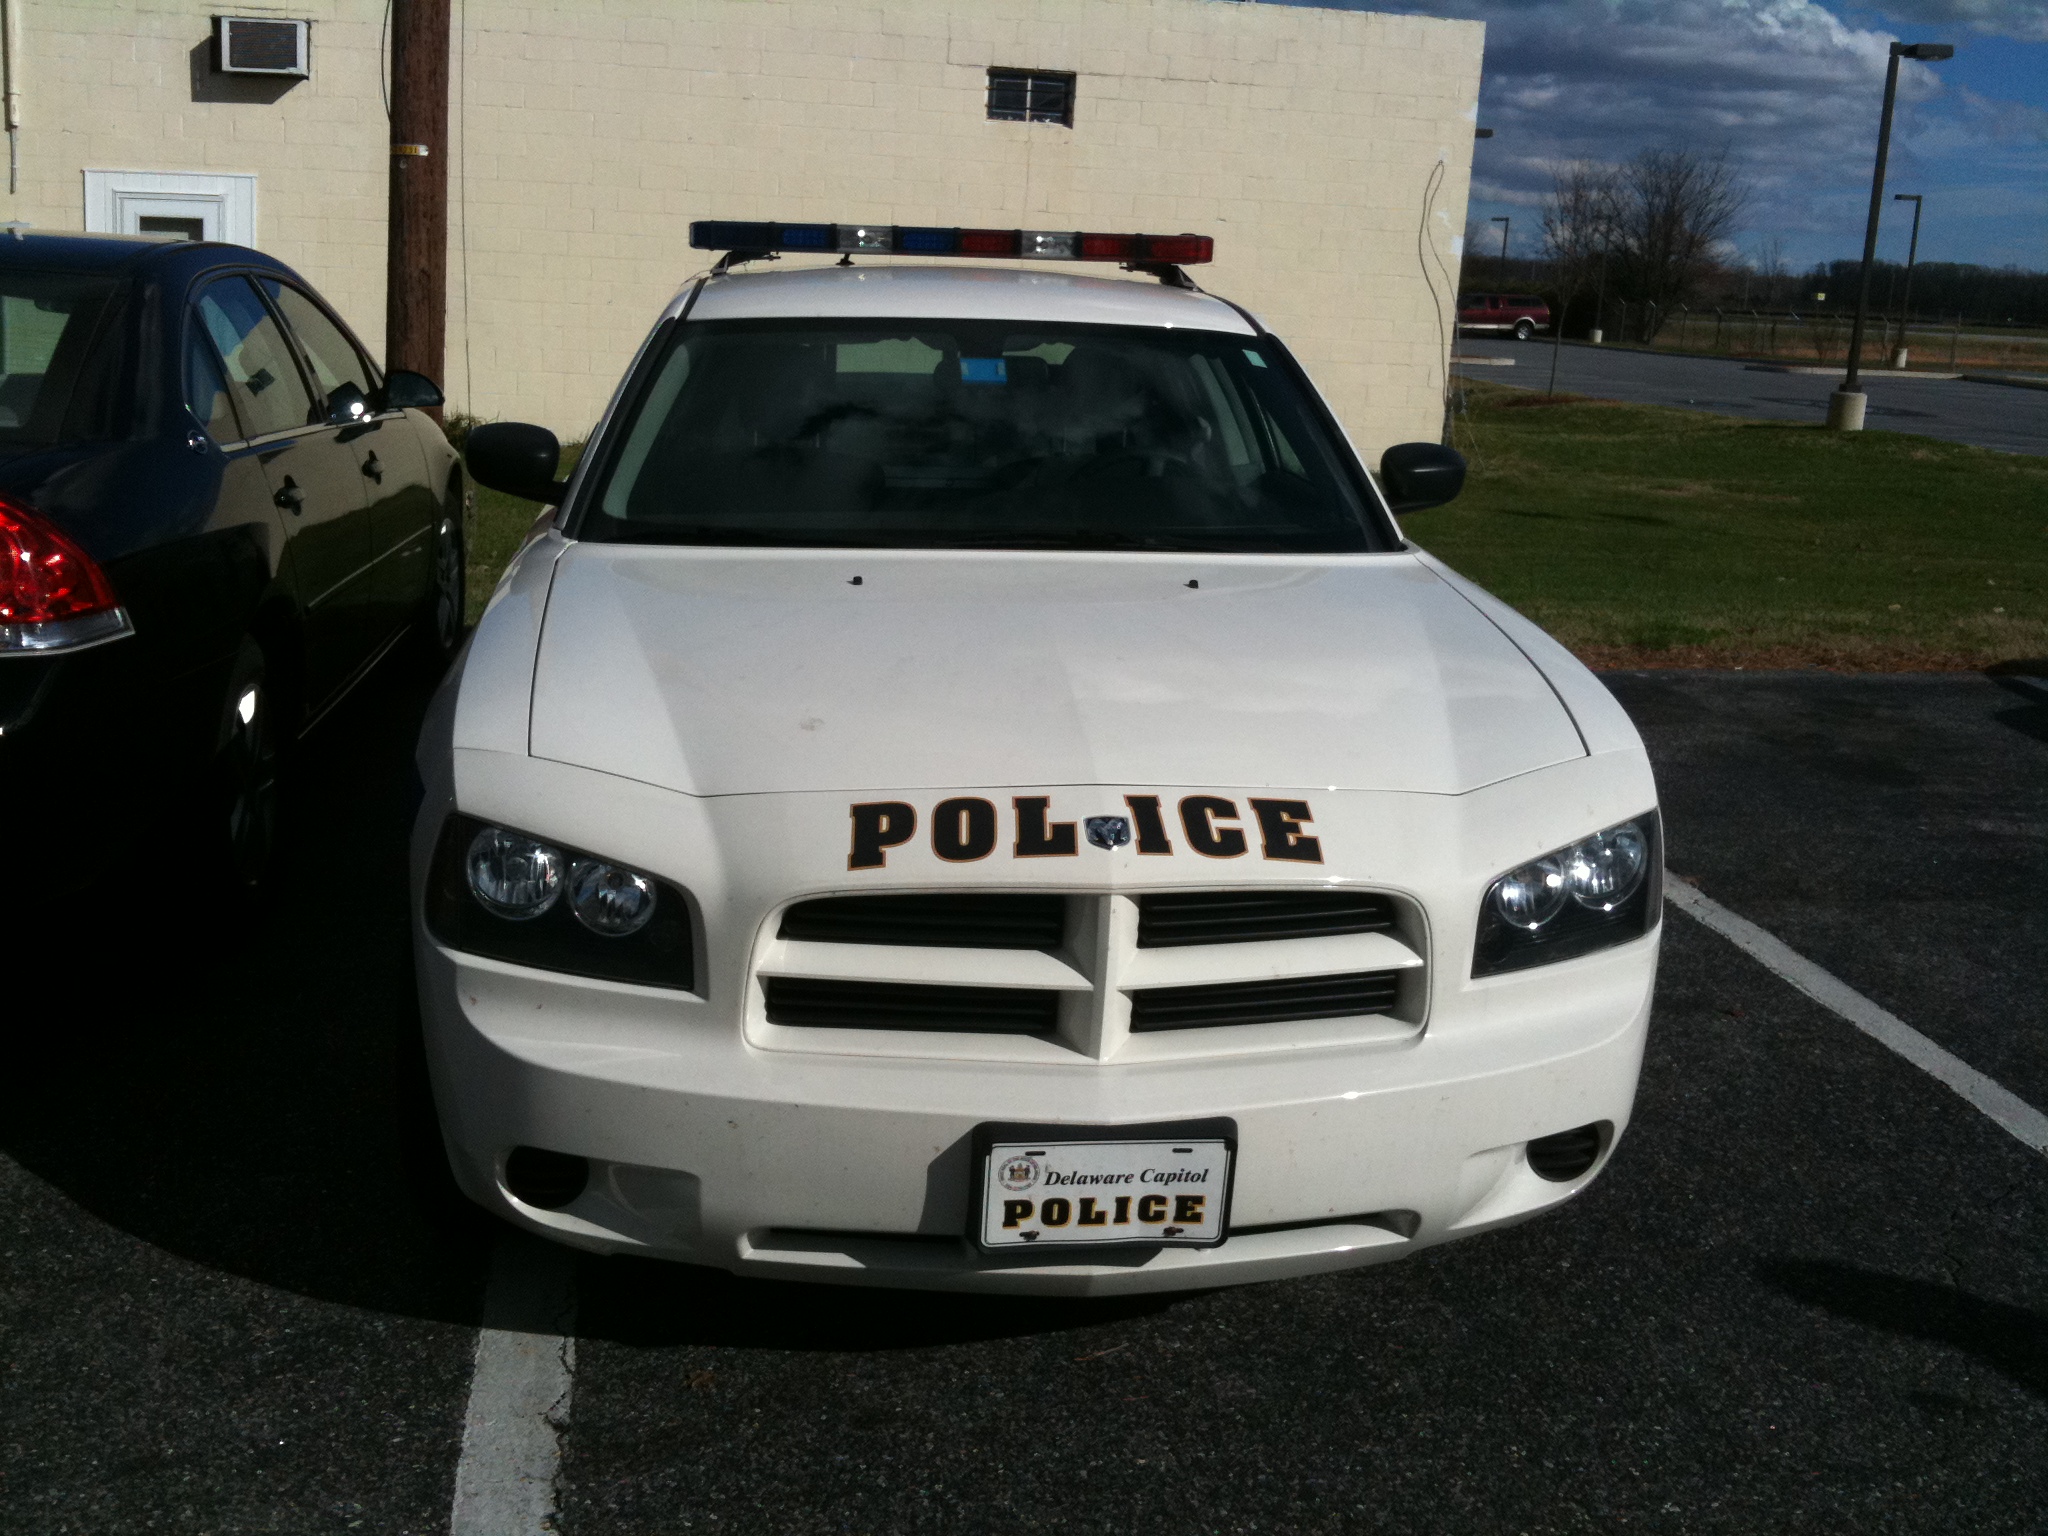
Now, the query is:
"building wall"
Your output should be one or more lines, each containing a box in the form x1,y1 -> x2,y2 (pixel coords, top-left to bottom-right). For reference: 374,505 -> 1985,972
7,0 -> 1481,455
10,1 -> 392,352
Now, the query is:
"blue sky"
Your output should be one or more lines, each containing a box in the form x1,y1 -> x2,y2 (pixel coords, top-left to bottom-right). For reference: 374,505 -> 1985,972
1280,0 -> 2048,271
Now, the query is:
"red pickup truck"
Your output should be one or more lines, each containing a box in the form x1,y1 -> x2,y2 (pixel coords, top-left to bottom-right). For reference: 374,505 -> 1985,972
1457,293 -> 1551,340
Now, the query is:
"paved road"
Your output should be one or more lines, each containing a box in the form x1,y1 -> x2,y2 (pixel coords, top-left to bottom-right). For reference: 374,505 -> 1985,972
1454,338 -> 2048,456
4,665 -> 2044,1532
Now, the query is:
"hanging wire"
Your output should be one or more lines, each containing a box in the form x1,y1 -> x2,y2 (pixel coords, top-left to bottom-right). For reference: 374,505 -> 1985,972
378,0 -> 392,119
1416,157 -> 1485,471
458,0 -> 474,413
1417,158 -> 1450,442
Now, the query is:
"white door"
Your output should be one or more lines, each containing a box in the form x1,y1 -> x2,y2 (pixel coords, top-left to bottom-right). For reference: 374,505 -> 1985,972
83,171 -> 257,246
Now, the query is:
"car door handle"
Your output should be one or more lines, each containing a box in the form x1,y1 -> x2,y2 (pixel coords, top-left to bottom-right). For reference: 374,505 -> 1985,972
274,477 -> 305,513
361,452 -> 383,484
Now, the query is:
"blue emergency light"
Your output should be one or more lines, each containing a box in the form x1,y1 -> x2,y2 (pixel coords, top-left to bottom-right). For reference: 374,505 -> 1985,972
689,221 -> 1214,266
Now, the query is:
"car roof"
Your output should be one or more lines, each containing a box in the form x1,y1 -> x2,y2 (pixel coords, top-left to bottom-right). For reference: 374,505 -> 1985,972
0,230 -> 177,274
675,262 -> 1258,335
0,230 -> 296,281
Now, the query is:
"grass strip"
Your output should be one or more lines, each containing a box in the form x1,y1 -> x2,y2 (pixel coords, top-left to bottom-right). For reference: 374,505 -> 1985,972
1409,382 -> 2045,671
465,444 -> 582,617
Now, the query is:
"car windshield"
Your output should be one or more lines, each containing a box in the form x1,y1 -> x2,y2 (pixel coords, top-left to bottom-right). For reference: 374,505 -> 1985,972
575,318 -> 1389,552
0,270 -> 118,444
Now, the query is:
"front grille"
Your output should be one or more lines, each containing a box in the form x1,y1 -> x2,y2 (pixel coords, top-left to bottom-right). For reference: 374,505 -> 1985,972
1136,890 -> 1396,948
763,976 -> 1059,1034
779,893 -> 1066,950
1128,970 -> 1401,1031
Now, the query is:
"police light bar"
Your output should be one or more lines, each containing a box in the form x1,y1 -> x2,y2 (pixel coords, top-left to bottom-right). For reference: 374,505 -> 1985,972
690,221 -> 1214,265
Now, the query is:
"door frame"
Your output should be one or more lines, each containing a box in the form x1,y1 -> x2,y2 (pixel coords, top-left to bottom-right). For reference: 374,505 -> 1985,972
84,170 -> 257,246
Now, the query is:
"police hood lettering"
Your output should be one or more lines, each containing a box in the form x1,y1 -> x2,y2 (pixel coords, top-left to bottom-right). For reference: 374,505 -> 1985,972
526,545 -> 1584,798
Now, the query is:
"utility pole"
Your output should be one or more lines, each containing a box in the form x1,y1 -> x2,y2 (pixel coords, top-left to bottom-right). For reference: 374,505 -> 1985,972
386,0 -> 450,415
1830,40 -> 1950,430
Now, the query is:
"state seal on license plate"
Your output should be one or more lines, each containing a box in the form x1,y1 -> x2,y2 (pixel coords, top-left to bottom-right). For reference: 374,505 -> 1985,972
970,1118 -> 1236,1251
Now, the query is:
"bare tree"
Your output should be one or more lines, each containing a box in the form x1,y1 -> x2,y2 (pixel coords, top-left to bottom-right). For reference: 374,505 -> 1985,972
1542,160 -> 1620,287
1614,149 -> 1749,318
1756,234 -> 1788,310
1541,148 -> 1751,337
1542,161 -> 1621,334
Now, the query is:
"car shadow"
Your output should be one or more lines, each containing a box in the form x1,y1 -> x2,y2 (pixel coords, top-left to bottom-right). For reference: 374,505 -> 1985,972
574,1251 -> 1178,1352
1,648 -> 1183,1348
1987,670 -> 2048,745
1,649 -> 488,1325
1757,1258 -> 2047,1402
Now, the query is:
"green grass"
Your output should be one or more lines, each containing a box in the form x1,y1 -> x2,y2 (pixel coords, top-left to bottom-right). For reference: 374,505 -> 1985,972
460,392 -> 2047,671
1407,383 -> 2047,670
465,443 -> 583,617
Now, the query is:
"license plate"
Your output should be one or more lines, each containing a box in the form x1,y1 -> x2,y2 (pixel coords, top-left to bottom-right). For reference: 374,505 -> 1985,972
971,1118 -> 1236,1251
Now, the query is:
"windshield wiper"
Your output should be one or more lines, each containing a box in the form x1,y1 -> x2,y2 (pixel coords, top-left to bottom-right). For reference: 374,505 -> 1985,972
597,524 -> 1330,554
600,525 -> 899,548
918,529 -> 1257,552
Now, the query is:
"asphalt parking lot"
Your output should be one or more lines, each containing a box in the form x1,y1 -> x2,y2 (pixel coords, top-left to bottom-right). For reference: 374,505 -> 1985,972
1453,338 -> 2048,457
4,662 -> 2044,1533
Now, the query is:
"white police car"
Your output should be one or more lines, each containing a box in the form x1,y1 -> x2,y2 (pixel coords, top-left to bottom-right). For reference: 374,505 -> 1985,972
414,221 -> 1660,1294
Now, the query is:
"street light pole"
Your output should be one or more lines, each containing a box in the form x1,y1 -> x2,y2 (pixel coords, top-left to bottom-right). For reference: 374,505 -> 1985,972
1492,215 -> 1510,282
1830,40 -> 1951,430
1891,192 -> 1923,365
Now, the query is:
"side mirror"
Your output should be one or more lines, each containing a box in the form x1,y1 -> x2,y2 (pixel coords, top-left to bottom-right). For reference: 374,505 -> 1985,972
325,381 -> 370,427
466,421 -> 569,503
1378,442 -> 1466,514
377,369 -> 444,412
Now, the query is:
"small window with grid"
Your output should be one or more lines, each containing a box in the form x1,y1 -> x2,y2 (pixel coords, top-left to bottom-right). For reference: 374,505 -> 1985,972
986,68 -> 1075,126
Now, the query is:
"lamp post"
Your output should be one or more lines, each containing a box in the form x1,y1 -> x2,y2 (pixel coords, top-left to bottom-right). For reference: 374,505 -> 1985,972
1830,40 -> 1952,430
1492,215 -> 1510,283
1891,192 -> 1923,366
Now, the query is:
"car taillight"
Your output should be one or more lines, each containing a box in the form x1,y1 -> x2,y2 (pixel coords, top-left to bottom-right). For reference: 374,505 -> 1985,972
0,494 -> 132,653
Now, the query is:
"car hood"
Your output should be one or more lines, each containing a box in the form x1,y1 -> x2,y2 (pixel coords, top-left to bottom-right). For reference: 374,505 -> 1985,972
526,546 -> 1586,797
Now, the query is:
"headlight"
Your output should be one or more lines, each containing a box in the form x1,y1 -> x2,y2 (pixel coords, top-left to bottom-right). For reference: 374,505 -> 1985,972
467,827 -> 565,919
568,858 -> 658,936
425,814 -> 694,991
1474,812 -> 1660,977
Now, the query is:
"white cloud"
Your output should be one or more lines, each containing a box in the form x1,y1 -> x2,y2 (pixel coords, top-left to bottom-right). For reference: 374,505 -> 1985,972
1285,0 -> 2045,264
1860,1 -> 2048,43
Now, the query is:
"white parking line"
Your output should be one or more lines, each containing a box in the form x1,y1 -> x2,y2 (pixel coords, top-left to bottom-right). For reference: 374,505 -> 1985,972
450,1234 -> 579,1536
1666,877 -> 2048,1156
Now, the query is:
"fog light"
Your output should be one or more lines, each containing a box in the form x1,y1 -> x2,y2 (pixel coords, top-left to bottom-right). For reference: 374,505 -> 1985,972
1526,1124 -> 1604,1182
504,1146 -> 589,1209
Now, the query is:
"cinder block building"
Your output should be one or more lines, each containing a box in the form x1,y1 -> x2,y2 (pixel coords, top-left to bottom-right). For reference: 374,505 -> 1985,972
3,0 -> 1482,452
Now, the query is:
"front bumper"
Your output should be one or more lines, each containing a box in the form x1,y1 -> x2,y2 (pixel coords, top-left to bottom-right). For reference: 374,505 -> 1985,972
414,732 -> 1660,1294
419,929 -> 1653,1295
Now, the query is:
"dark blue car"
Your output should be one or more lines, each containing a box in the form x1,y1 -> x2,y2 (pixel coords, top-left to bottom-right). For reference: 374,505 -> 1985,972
0,232 -> 463,884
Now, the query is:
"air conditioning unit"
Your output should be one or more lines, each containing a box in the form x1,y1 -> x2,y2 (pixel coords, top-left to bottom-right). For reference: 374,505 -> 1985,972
216,16 -> 309,78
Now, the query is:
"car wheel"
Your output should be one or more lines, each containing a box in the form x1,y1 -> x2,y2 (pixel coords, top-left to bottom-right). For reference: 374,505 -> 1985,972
1514,319 -> 1536,341
420,507 -> 466,662
216,640 -> 279,888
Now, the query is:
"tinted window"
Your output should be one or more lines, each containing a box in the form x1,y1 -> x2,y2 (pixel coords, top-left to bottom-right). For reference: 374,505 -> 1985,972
0,271 -> 118,442
260,279 -> 373,414
578,319 -> 1385,554
185,328 -> 242,441
195,277 -> 313,438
